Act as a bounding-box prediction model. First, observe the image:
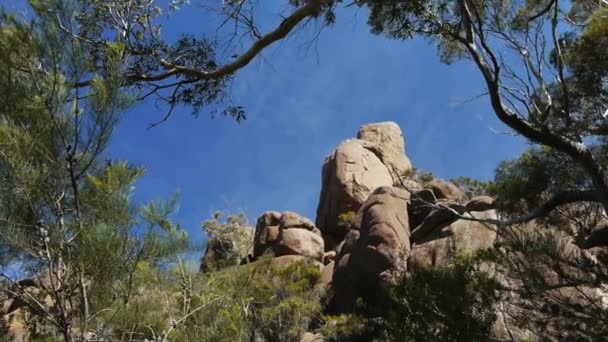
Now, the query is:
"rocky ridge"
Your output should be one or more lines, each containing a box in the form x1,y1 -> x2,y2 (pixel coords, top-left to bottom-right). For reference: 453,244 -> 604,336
4,121 -> 606,341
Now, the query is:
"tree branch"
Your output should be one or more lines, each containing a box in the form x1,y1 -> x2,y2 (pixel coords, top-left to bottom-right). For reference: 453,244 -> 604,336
73,0 -> 332,89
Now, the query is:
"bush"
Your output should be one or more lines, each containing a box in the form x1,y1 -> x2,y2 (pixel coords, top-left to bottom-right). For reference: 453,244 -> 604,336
383,252 -> 500,342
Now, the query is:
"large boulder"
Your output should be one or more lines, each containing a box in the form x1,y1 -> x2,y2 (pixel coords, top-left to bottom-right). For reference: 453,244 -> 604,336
316,139 -> 393,237
275,228 -> 325,261
254,211 -> 282,258
426,179 -> 465,202
465,195 -> 496,212
254,211 -> 324,262
408,210 -> 497,268
356,122 -> 412,177
354,186 -> 411,283
316,122 -> 412,242
280,211 -> 316,231
330,186 -> 411,312
410,199 -> 466,243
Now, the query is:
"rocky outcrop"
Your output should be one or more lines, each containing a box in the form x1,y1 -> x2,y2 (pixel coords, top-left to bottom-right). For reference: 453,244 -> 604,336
195,121 -> 608,341
331,186 -> 410,311
275,228 -> 324,261
316,122 -> 412,247
254,211 -> 282,258
426,179 -> 465,202
353,186 -> 411,283
356,121 -> 412,177
253,211 -> 324,262
0,274 -> 61,341
309,123 -> 503,313
489,231 -> 608,341
409,210 -> 497,268
316,139 -> 393,238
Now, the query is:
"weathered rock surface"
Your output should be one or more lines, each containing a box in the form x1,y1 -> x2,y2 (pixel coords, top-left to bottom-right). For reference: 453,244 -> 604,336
330,186 -> 411,312
280,211 -> 316,231
254,211 -> 282,258
583,219 -> 608,248
275,228 -> 325,261
316,122 -> 412,244
316,139 -> 393,237
410,200 -> 466,242
408,210 -> 497,268
253,211 -> 324,261
319,261 -> 335,289
465,195 -> 496,212
323,251 -> 336,265
354,186 -> 411,283
489,231 -> 608,341
1,274 -> 62,342
356,121 -> 412,177
426,179 -> 465,202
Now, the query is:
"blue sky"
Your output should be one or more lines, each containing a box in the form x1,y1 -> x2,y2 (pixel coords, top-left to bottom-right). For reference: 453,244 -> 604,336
3,1 -> 527,243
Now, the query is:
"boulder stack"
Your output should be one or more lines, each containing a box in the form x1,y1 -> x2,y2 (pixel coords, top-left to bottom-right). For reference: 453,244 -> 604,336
316,122 -> 412,249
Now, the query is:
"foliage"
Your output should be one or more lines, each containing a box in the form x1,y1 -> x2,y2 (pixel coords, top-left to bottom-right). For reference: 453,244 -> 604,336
451,176 -> 490,199
336,211 -> 357,230
318,313 -> 369,341
319,252 -> 500,341
200,211 -> 253,272
168,257 -> 323,342
0,3 -> 189,340
485,224 -> 608,340
382,251 -> 500,342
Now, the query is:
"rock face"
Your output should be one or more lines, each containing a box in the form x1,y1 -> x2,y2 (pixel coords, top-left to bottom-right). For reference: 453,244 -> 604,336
316,139 -> 393,238
331,186 -> 411,311
254,211 -> 282,258
426,179 -> 465,202
409,210 -> 498,268
354,186 -> 411,283
253,211 -> 324,262
316,122 -> 412,247
197,122 -> 505,328
275,228 -> 325,261
0,274 -> 60,341
356,121 -> 412,176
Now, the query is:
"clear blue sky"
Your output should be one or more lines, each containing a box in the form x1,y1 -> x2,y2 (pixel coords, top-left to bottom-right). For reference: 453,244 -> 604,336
4,1 -> 527,243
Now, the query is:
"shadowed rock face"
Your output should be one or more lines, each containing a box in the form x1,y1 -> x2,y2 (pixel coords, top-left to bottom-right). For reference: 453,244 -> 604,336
316,122 -> 412,246
254,211 -> 282,258
354,186 -> 411,283
331,186 -> 411,312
